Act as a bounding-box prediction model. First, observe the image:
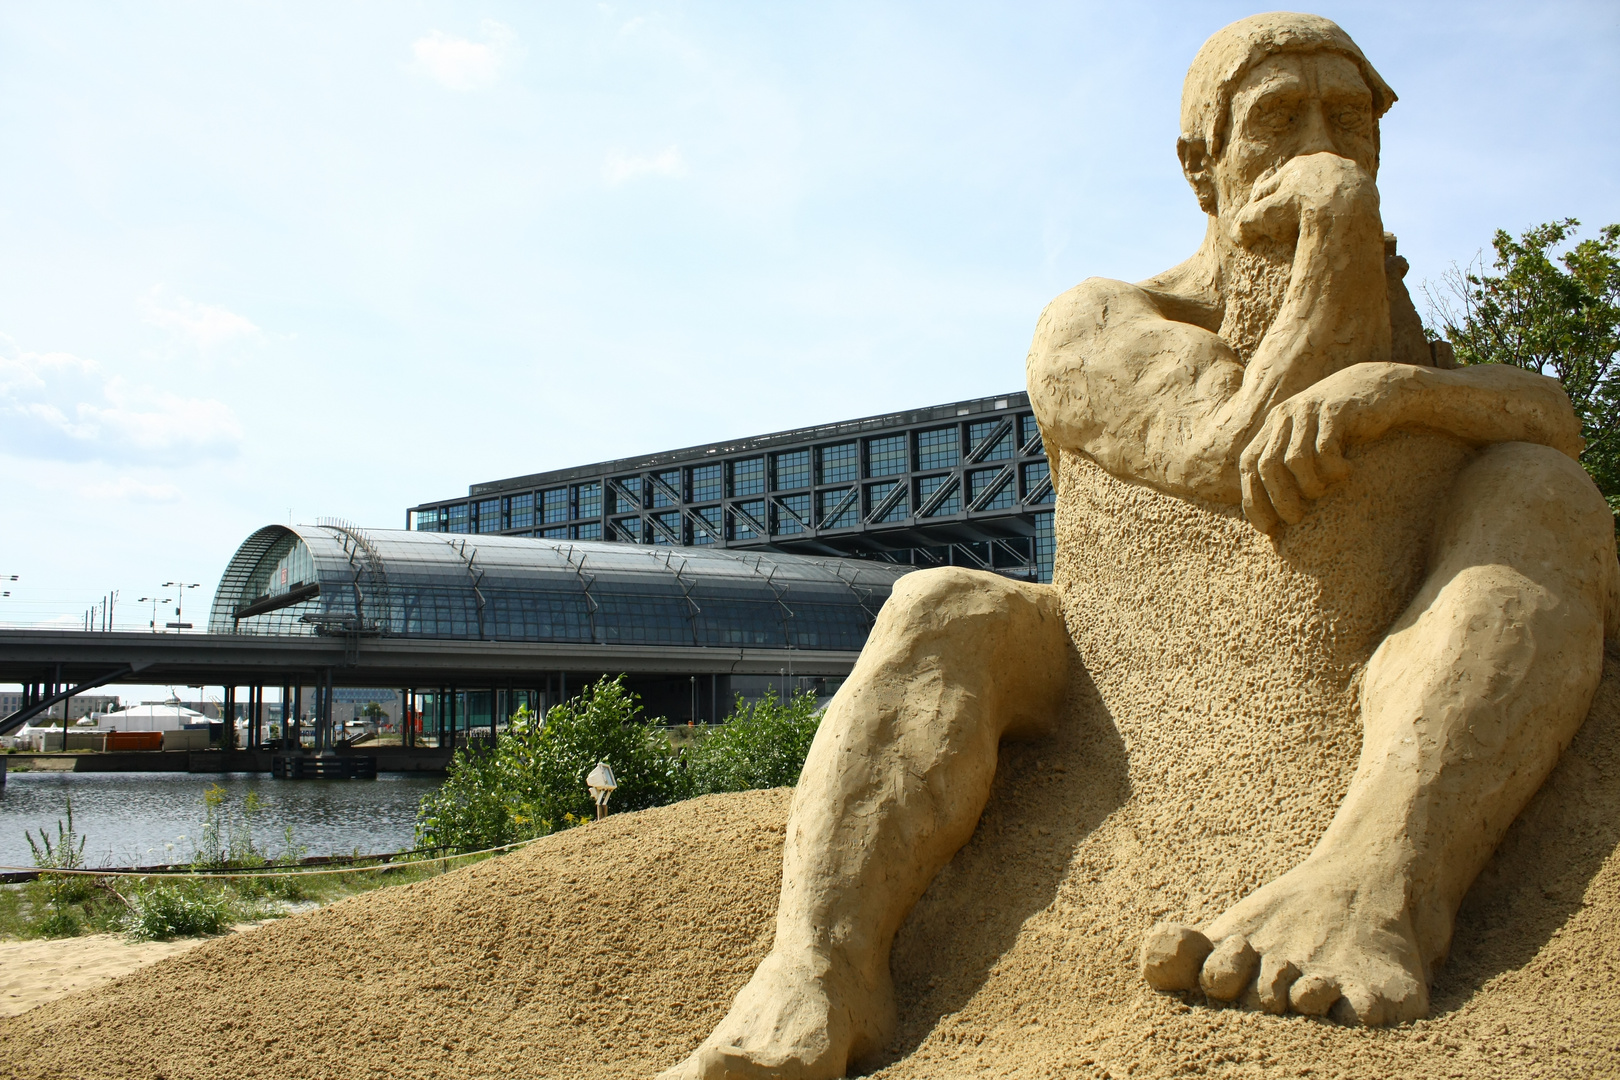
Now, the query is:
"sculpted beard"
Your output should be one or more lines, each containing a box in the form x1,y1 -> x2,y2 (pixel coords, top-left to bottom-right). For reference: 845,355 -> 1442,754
1216,180 -> 1293,364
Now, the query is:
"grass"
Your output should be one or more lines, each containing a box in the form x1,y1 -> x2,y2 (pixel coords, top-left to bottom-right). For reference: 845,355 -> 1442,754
2,787 -> 492,943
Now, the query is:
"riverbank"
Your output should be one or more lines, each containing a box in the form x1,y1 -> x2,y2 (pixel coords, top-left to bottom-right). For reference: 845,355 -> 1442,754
2,747 -> 452,775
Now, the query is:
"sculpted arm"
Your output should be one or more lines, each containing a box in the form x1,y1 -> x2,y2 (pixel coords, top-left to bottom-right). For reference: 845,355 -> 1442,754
1242,361 -> 1584,532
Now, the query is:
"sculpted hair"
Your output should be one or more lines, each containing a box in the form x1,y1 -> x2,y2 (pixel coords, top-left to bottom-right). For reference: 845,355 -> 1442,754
1180,12 -> 1396,158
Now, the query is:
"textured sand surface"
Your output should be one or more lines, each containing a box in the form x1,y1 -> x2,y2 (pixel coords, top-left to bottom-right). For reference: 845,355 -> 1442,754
3,436 -> 1617,1077
0,934 -> 212,1018
0,648 -> 1615,1079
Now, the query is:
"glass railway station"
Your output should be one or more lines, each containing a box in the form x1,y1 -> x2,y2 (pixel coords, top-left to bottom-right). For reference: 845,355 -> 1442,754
407,392 -> 1057,584
195,522 -> 908,744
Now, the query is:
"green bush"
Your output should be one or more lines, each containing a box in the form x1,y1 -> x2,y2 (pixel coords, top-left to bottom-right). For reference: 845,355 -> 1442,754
680,689 -> 825,796
125,880 -> 231,940
417,677 -> 681,853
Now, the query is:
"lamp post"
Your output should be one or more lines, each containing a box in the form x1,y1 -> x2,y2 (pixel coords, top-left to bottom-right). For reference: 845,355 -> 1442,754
162,581 -> 200,631
586,761 -> 618,820
138,597 -> 172,633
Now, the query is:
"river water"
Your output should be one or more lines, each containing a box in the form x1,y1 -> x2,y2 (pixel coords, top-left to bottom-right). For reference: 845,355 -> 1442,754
0,771 -> 443,869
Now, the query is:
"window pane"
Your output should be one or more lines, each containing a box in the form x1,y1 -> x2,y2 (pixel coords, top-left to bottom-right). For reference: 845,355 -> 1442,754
816,442 -> 858,485
729,457 -> 765,497
1022,460 -> 1053,504
818,487 -> 857,529
915,427 -> 960,471
771,450 -> 810,491
475,498 -> 501,533
866,434 -> 908,478
610,477 -> 641,514
689,464 -> 722,503
540,487 -> 569,523
446,504 -> 470,533
649,469 -> 681,508
540,526 -> 567,538
1020,414 -> 1043,454
574,481 -> 602,518
691,506 -> 721,545
573,521 -> 603,540
730,499 -> 766,540
650,510 -> 681,544
415,508 -> 443,532
1034,510 -> 1054,583
917,474 -> 960,516
772,493 -> 810,534
507,493 -> 534,530
865,480 -> 908,523
611,517 -> 642,542
968,419 -> 1014,462
968,467 -> 1014,510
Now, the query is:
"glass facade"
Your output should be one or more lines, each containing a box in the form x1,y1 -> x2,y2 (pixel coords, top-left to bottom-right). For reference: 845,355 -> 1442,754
1022,460 -> 1053,503
968,419 -> 1015,462
773,494 -> 810,535
866,435 -> 907,478
817,442 -> 858,485
689,464 -> 722,502
865,480 -> 907,523
729,457 -> 765,497
818,488 -> 858,529
212,525 -> 906,650
408,393 -> 1052,582
915,427 -> 960,471
1034,511 -> 1055,581
917,474 -> 961,517
772,450 -> 811,491
575,482 -> 602,519
968,467 -> 1015,510
507,493 -> 534,530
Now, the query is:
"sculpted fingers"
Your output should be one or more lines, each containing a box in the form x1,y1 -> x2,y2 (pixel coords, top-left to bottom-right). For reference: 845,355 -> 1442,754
1255,417 -> 1309,526
1241,441 -> 1282,536
1283,410 -> 1328,499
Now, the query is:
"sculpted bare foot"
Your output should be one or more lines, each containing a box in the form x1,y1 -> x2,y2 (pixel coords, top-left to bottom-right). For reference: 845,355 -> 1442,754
656,951 -> 893,1080
1141,855 -> 1428,1026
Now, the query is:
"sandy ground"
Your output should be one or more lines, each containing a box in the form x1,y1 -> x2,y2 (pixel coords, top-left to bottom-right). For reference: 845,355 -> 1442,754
0,647 -> 1615,1078
0,934 -> 212,1018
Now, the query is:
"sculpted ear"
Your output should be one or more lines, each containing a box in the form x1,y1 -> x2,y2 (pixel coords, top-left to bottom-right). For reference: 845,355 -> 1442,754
1177,135 -> 1218,215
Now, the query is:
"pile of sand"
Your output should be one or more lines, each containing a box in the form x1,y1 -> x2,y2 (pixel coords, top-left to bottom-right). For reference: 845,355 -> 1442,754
2,647 -> 1617,1078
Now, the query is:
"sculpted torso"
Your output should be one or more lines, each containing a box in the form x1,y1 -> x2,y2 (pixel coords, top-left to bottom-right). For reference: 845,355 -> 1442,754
661,15 -> 1619,1079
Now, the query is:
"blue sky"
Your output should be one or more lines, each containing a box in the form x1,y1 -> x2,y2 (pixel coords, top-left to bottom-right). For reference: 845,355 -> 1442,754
1,0 -> 1616,646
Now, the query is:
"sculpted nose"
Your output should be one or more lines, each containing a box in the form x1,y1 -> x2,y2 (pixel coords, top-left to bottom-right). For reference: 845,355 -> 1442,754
1294,99 -> 1336,157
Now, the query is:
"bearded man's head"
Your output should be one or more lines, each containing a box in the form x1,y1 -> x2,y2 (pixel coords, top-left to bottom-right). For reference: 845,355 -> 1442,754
1177,13 -> 1396,219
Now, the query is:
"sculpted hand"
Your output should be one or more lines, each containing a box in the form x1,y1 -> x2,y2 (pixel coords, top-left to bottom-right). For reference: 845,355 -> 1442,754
1240,365 -> 1386,534
1230,152 -> 1379,251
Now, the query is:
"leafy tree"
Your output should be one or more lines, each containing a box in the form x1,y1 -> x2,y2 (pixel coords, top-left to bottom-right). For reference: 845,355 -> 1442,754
1426,219 -> 1620,524
679,689 -> 825,796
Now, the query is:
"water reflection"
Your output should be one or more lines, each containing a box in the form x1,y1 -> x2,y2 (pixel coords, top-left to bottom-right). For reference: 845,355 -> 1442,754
0,771 -> 443,867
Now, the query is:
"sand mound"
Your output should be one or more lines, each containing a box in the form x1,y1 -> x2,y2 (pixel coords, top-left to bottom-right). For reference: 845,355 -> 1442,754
4,647 -> 1618,1079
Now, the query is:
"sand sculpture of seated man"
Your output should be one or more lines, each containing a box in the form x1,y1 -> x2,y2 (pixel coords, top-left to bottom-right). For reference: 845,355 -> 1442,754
662,13 -> 1620,1078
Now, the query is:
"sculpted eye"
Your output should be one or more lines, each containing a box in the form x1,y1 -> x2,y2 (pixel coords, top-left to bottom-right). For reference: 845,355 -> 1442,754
1333,104 -> 1371,132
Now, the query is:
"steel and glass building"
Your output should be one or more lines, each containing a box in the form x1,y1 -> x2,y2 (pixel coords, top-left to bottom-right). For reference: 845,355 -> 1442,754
407,392 -> 1056,583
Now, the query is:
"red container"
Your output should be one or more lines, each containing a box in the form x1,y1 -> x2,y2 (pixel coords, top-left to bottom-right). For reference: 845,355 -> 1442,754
104,731 -> 164,751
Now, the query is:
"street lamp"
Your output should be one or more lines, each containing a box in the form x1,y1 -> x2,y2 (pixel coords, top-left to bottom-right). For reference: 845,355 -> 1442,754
586,761 -> 618,820
162,582 -> 200,631
138,597 -> 172,633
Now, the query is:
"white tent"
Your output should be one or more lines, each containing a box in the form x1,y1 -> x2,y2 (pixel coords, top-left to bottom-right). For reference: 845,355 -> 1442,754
95,697 -> 209,732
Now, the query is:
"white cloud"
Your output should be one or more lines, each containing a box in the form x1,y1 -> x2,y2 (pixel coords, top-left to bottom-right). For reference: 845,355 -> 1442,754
603,146 -> 686,185
138,287 -> 261,350
0,338 -> 243,465
413,21 -> 517,92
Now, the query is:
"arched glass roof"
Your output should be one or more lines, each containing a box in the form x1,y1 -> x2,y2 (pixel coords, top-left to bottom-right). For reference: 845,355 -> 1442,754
208,525 -> 909,652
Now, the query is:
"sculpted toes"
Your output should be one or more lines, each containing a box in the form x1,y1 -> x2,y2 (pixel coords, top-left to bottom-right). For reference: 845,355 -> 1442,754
1140,923 -> 1212,991
1287,972 -> 1340,1016
1199,934 -> 1258,1001
1255,955 -> 1301,1014
1328,972 -> 1427,1027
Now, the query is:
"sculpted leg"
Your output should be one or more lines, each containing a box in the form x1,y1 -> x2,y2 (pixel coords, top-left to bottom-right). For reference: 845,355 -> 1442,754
1156,443 -> 1618,1023
659,567 -> 1069,1079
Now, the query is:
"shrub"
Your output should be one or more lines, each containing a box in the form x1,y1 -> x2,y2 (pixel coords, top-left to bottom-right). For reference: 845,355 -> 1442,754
680,689 -> 825,796
417,677 -> 681,853
125,880 -> 231,940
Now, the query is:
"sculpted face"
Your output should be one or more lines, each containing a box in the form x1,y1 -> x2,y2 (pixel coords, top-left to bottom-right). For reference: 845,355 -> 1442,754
1207,51 -> 1379,226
